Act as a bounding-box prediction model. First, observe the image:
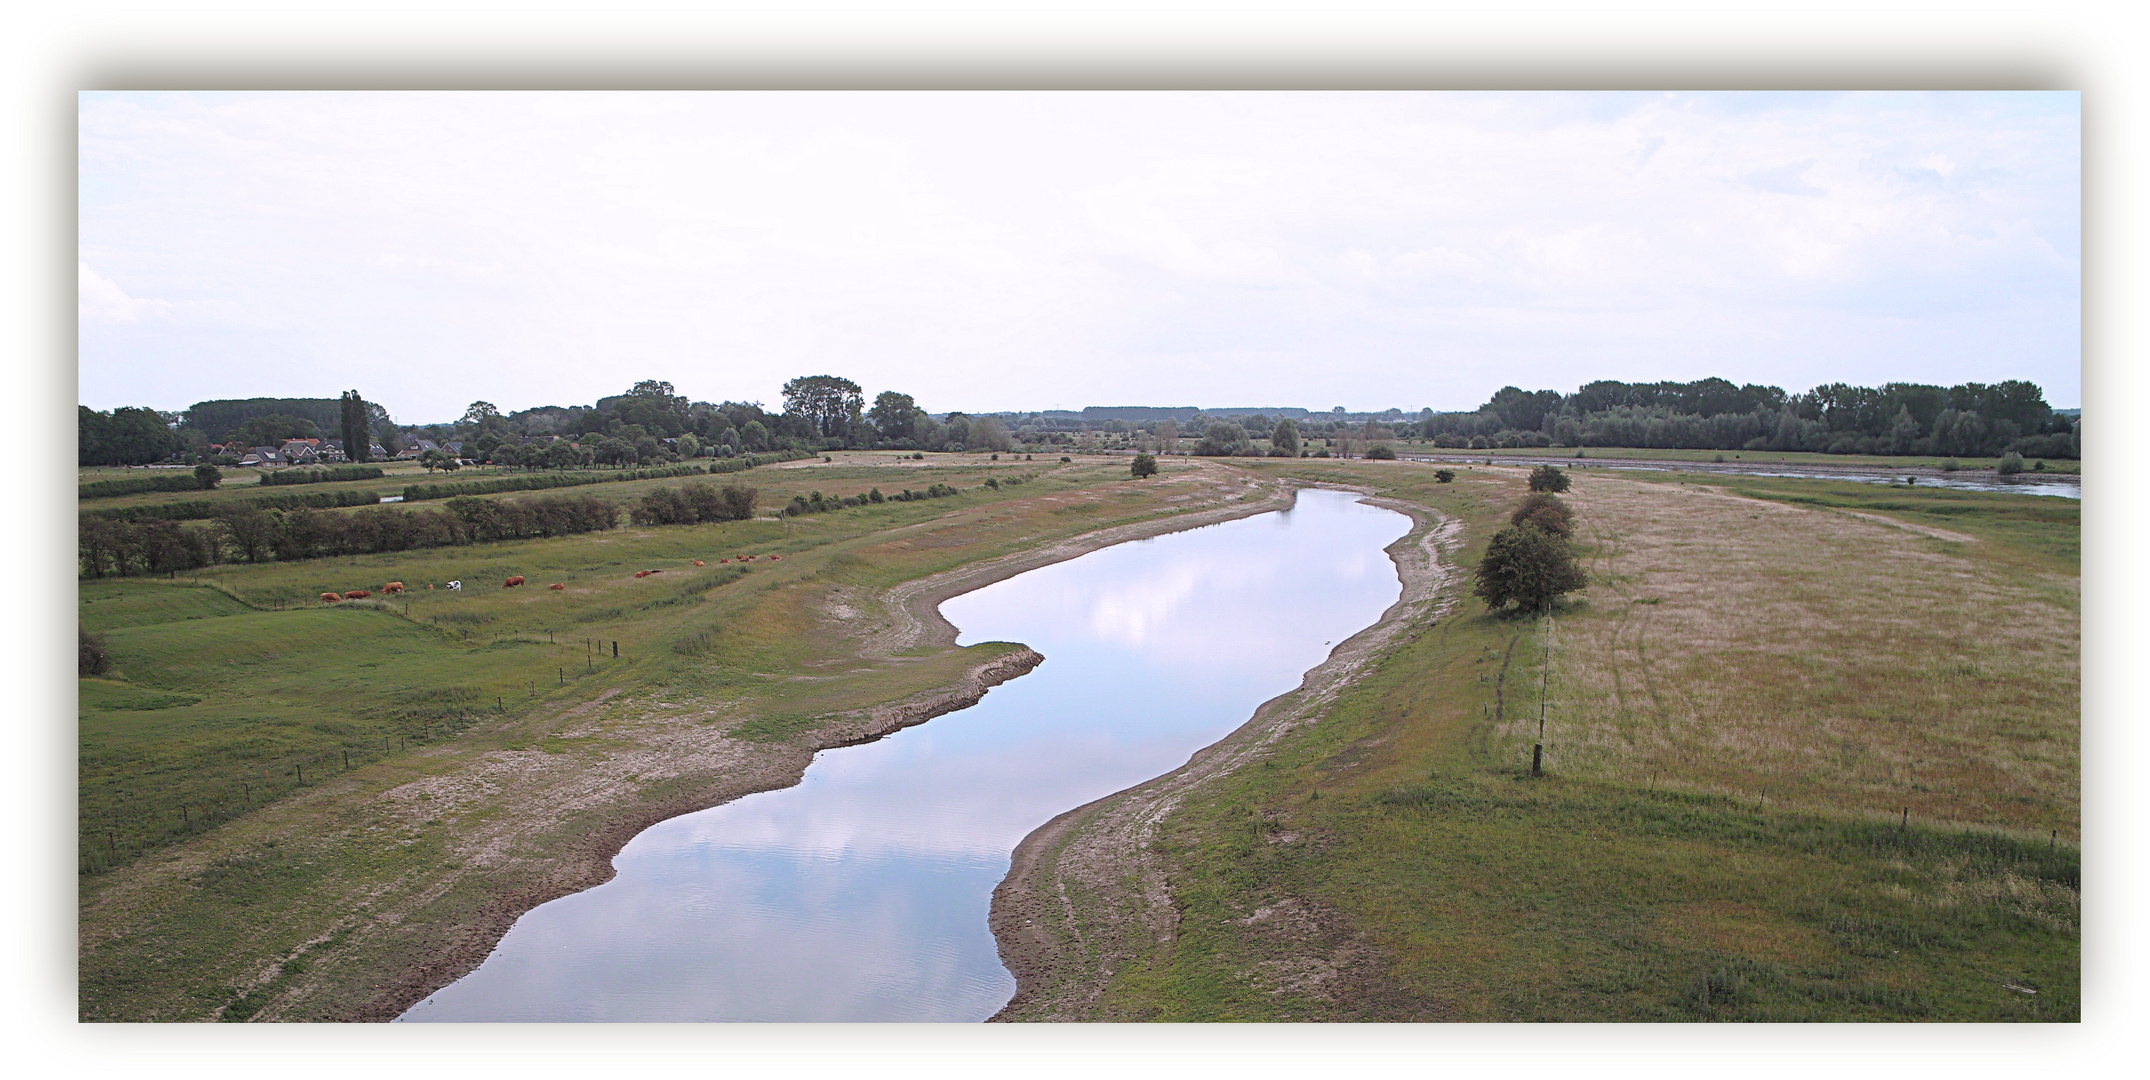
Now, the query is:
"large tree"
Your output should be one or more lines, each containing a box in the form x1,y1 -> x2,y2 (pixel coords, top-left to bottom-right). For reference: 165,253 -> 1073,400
1473,524 -> 1588,612
79,406 -> 179,466
340,391 -> 370,463
781,375 -> 865,440
868,391 -> 926,446
1272,418 -> 1300,455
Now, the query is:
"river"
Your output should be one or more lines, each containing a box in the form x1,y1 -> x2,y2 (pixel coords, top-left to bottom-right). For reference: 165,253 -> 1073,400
398,487 -> 1413,1022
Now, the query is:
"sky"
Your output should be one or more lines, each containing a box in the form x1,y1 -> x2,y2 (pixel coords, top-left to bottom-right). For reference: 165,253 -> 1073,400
77,90 -> 2081,423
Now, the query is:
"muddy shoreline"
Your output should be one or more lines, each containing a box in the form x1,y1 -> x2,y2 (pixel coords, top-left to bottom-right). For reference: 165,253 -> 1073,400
986,489 -> 1462,1021
356,467 -> 1298,1021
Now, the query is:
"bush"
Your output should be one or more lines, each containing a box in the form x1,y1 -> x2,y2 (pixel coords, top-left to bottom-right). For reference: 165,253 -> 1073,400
1131,452 -> 1158,478
628,483 -> 756,526
1365,444 -> 1396,460
1473,521 -> 1587,612
1527,464 -> 1571,493
1435,469 -> 1455,483
193,463 -> 222,489
258,464 -> 384,486
79,628 -> 110,676
1509,492 -> 1574,537
1997,451 -> 2025,475
79,473 -> 223,500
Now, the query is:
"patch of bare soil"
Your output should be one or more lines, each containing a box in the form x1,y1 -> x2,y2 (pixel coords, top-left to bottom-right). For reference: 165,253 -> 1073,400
988,489 -> 1463,1021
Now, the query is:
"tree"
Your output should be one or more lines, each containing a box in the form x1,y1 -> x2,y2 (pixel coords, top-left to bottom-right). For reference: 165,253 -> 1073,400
781,375 -> 865,439
1193,421 -> 1251,456
461,401 -> 501,427
193,463 -> 222,489
869,391 -> 925,446
1131,452 -> 1158,478
1998,451 -> 2026,475
1435,469 -> 1456,483
340,391 -> 371,463
80,628 -> 111,677
1473,524 -> 1588,612
676,433 -> 700,459
1527,464 -> 1570,493
217,506 -> 278,563
1272,419 -> 1300,456
1365,444 -> 1396,460
1157,419 -> 1179,454
1509,492 -> 1574,537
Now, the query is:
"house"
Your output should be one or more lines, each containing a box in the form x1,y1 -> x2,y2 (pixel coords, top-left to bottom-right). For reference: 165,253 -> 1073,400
238,446 -> 286,467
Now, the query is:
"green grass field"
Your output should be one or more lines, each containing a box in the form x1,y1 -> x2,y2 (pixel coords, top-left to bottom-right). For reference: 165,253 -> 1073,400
1018,458 -> 2078,1022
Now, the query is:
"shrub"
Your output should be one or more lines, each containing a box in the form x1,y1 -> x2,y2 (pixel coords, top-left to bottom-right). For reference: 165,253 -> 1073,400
258,464 -> 384,486
79,473 -> 225,500
1435,469 -> 1455,483
79,628 -> 110,677
1997,451 -> 2025,475
1527,464 -> 1571,493
1509,492 -> 1574,537
193,463 -> 222,489
1473,522 -> 1587,612
1365,444 -> 1396,460
1131,452 -> 1158,479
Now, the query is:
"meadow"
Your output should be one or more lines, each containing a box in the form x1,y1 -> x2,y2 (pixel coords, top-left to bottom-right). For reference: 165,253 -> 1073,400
998,459 -> 2079,1022
76,453 -> 1276,1021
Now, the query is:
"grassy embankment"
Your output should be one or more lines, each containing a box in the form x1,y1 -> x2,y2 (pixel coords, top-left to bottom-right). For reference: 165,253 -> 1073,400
78,453 -> 1271,1021
1024,459 -> 2077,1021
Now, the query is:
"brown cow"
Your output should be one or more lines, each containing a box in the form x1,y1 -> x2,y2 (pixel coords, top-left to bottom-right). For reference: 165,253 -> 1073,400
504,576 -> 525,588
633,570 -> 650,578
548,583 -> 565,590
344,590 -> 371,600
769,555 -> 781,561
382,581 -> 404,594
692,560 -> 706,566
320,592 -> 341,603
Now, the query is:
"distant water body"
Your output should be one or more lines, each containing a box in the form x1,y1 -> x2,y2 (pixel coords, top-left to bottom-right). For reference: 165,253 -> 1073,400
399,488 -> 1412,1022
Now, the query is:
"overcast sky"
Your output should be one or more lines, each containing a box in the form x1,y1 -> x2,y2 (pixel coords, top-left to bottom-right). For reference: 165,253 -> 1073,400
77,90 -> 2080,423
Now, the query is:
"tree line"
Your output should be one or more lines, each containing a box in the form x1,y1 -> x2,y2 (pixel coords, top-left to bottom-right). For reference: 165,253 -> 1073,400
79,493 -> 623,578
1421,377 -> 2077,459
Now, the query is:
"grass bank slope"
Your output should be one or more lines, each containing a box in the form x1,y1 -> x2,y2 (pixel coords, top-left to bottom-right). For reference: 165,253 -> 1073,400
993,460 -> 2078,1022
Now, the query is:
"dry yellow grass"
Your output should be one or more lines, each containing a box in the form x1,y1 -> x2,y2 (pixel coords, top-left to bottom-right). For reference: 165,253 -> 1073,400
1502,474 -> 2078,836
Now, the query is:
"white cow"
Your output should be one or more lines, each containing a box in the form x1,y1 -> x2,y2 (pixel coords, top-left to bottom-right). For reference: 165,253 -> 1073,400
446,580 -> 462,591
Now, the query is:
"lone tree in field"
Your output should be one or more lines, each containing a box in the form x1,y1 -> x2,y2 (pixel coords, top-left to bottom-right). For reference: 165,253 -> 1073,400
193,463 -> 221,490
1509,492 -> 1574,538
1435,469 -> 1455,483
1130,452 -> 1158,479
1527,464 -> 1570,493
1473,523 -> 1587,612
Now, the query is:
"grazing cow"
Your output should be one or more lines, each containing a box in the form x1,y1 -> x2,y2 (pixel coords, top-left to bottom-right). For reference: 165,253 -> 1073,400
504,576 -> 525,588
769,555 -> 781,561
344,590 -> 371,599
548,583 -> 566,590
426,583 -> 434,591
718,559 -> 729,564
692,560 -> 705,566
320,592 -> 341,603
382,582 -> 404,594
446,580 -> 462,591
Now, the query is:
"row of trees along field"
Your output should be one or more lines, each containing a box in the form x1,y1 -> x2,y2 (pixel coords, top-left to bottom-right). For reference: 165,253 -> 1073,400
1420,377 -> 2078,458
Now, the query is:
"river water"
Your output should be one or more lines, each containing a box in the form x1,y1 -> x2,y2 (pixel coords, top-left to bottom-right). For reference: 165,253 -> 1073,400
398,488 -> 1413,1022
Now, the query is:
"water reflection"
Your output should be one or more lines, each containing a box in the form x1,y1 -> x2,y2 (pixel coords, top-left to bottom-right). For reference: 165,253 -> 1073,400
400,488 -> 1411,1022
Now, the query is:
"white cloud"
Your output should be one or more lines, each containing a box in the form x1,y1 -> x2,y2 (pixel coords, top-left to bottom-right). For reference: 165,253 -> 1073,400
77,91 -> 2081,416
77,261 -> 170,324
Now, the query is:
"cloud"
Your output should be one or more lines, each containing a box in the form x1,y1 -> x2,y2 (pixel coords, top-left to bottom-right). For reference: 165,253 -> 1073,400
77,261 -> 171,324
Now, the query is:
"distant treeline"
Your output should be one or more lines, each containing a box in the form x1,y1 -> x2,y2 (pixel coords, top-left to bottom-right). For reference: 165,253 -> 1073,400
78,494 -> 622,578
79,473 -> 216,500
258,465 -> 384,486
1417,378 -> 2078,459
400,451 -> 811,502
179,397 -> 345,435
86,488 -> 383,523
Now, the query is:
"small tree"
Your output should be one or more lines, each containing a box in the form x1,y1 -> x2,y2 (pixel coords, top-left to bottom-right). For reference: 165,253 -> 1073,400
1473,524 -> 1587,612
1997,451 -> 2025,475
193,463 -> 222,490
1527,464 -> 1571,493
1365,444 -> 1396,460
79,628 -> 111,677
1509,492 -> 1574,538
1272,419 -> 1300,456
1435,469 -> 1456,483
1131,452 -> 1158,479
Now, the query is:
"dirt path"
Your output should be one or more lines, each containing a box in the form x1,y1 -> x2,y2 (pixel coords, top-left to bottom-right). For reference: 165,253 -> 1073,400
987,489 -> 1463,1021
